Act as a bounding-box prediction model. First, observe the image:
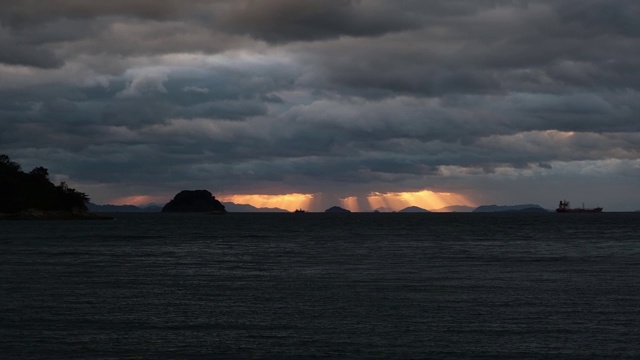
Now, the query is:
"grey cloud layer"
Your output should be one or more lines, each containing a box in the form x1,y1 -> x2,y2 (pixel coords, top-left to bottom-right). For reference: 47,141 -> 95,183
1,0 -> 639,208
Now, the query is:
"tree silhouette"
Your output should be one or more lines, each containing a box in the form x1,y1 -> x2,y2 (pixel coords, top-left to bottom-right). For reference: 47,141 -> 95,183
29,166 -> 49,180
0,154 -> 89,213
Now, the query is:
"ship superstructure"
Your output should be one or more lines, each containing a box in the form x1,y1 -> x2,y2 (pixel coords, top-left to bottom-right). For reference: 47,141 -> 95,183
556,200 -> 603,213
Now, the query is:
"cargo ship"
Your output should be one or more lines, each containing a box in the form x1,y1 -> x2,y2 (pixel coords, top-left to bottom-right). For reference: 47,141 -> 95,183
556,200 -> 603,213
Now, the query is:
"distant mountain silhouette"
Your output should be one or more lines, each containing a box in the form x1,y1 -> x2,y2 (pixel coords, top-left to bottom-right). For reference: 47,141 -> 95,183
433,205 -> 475,212
373,207 -> 393,212
398,206 -> 430,213
162,190 -> 226,213
86,203 -> 162,213
325,206 -> 351,213
472,204 -> 546,213
141,204 -> 163,212
505,207 -> 549,213
89,201 -> 290,213
222,202 -> 288,213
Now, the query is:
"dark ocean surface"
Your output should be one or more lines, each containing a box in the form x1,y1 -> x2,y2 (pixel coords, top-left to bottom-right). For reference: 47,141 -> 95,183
1,212 -> 639,359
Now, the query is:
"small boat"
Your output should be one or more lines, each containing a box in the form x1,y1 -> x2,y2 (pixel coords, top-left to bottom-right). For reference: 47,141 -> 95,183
556,200 -> 602,213
293,209 -> 306,213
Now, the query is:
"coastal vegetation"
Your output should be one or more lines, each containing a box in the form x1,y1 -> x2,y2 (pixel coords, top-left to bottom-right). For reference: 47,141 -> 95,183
0,154 -> 103,219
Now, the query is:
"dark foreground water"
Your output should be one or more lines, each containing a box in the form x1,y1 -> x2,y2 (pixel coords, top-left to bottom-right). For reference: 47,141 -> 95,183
1,212 -> 640,359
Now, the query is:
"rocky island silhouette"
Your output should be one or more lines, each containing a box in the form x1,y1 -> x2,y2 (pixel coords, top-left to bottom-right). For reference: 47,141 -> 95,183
162,190 -> 226,213
324,206 -> 351,213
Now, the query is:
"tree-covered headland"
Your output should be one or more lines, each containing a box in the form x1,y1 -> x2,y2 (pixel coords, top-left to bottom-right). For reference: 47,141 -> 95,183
0,154 -> 96,218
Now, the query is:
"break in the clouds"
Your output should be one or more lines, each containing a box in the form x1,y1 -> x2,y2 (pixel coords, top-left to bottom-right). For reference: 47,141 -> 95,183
1,0 -> 639,211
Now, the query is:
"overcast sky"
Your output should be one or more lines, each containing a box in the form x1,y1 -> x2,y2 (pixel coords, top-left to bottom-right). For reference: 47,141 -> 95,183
1,0 -> 639,211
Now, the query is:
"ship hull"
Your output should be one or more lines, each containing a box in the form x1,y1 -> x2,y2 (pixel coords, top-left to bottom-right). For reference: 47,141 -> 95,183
556,208 -> 603,213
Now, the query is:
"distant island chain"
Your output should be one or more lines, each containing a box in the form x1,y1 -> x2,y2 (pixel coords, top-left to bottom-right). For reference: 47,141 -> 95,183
2,154 -> 608,219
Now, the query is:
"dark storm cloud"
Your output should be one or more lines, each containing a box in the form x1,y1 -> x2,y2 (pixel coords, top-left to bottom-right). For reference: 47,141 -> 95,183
216,0 -> 421,43
1,0 -> 640,209
0,65 -> 283,150
295,2 -> 640,99
0,1 -> 196,26
557,0 -> 640,37
0,41 -> 63,68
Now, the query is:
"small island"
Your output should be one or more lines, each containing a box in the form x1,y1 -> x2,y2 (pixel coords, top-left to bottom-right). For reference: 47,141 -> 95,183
0,154 -> 108,220
324,206 -> 351,213
398,206 -> 430,213
162,190 -> 226,213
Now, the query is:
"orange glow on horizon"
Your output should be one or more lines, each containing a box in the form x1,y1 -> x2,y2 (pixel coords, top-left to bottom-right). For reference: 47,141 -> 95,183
111,195 -> 167,206
107,189 -> 476,212
367,190 -> 475,212
219,193 -> 314,212
340,196 -> 360,212
218,189 -> 474,212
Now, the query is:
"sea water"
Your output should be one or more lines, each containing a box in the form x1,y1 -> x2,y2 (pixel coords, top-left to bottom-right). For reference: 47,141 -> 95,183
1,212 -> 639,359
